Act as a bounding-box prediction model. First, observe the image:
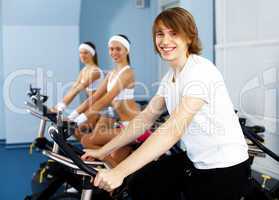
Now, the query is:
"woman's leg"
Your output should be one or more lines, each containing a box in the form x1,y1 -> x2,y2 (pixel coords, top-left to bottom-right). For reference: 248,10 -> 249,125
74,115 -> 113,141
79,116 -> 115,143
93,116 -> 116,134
80,121 -> 120,147
81,124 -> 133,167
109,146 -> 132,166
80,143 -> 114,164
90,145 -> 132,168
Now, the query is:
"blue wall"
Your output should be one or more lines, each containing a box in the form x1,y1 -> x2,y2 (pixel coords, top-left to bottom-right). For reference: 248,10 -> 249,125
80,0 -> 159,98
2,0 -> 80,26
0,0 -> 5,140
0,0 -> 214,143
2,0 -> 81,144
181,0 -> 214,61
80,0 -> 214,98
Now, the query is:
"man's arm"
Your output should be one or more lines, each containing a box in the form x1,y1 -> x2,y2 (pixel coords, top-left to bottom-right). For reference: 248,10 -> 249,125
93,96 -> 205,191
113,96 -> 205,177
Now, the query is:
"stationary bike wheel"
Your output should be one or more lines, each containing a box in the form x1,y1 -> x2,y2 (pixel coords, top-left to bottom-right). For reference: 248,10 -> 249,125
49,192 -> 80,200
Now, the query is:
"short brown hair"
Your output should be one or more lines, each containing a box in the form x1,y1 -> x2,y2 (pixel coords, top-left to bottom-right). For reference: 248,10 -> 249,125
152,7 -> 202,55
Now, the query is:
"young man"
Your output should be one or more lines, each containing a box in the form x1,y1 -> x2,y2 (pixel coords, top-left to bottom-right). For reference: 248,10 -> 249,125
82,7 -> 250,200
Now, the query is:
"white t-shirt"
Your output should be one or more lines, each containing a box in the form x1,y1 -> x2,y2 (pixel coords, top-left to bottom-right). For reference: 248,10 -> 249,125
157,54 -> 248,169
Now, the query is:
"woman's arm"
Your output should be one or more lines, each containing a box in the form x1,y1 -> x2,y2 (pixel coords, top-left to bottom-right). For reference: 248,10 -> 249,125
62,68 -> 101,106
84,69 -> 135,123
93,96 -> 205,191
75,73 -> 110,114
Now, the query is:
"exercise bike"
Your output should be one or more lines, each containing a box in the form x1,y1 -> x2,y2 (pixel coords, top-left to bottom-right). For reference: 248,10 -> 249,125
24,85 -> 127,200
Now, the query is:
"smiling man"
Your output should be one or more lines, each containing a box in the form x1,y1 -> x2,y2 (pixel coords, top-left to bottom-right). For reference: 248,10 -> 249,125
81,7 -> 250,200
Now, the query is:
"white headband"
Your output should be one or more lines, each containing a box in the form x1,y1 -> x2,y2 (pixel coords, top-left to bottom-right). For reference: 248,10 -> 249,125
108,35 -> 130,52
79,43 -> 95,56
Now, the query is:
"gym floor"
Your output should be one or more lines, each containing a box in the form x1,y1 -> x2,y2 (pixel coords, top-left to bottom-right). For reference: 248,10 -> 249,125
0,143 -> 46,200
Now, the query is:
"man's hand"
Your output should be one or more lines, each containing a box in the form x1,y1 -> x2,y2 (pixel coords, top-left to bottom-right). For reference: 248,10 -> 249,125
93,169 -> 125,192
81,148 -> 106,161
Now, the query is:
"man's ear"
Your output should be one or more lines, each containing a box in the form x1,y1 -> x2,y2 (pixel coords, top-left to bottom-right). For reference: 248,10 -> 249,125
186,37 -> 192,45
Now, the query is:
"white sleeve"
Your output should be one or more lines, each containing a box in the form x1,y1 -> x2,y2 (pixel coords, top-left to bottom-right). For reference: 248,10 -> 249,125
182,65 -> 221,103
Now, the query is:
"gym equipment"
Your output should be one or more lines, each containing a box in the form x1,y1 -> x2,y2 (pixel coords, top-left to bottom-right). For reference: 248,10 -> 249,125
24,85 -> 128,200
28,85 -> 279,200
25,85 -> 85,200
241,123 -> 279,200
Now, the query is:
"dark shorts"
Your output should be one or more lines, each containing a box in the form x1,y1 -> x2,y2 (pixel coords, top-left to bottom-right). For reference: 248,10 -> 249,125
128,152 -> 251,200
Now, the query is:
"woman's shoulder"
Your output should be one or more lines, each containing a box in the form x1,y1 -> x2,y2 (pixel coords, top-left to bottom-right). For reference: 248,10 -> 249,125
87,66 -> 102,74
124,65 -> 134,73
110,65 -> 134,79
124,67 -> 135,80
121,65 -> 135,76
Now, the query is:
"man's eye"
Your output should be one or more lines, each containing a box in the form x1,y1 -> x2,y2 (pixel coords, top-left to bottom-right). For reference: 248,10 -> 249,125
156,32 -> 164,37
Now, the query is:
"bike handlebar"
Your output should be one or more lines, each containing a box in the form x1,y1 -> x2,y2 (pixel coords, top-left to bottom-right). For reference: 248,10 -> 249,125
242,126 -> 279,162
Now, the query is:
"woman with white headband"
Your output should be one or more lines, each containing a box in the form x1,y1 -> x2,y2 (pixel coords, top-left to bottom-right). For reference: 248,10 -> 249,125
70,34 -> 152,166
53,41 -> 105,113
